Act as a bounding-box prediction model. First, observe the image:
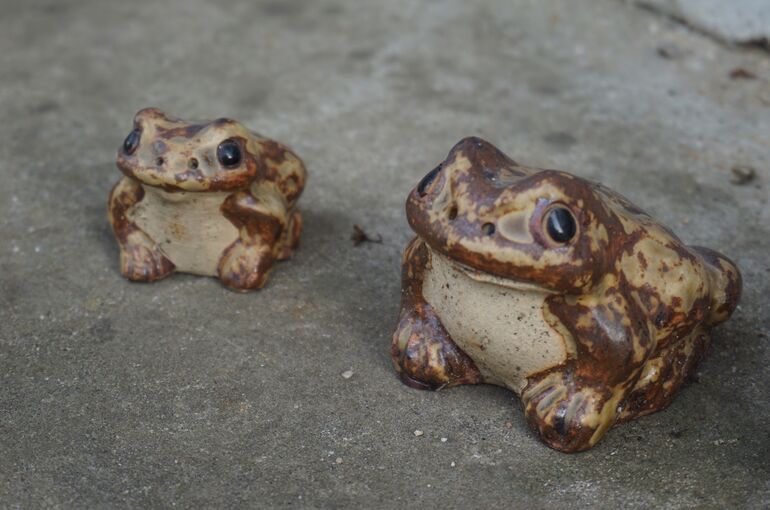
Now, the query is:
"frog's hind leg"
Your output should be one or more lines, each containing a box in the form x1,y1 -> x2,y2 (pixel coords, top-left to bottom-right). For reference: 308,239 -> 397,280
108,177 -> 175,282
619,329 -> 708,422
690,246 -> 742,326
276,210 -> 302,261
619,248 -> 738,424
391,237 -> 482,391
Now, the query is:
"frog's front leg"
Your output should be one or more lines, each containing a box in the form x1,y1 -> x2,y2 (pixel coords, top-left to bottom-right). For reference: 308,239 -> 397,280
391,237 -> 482,390
218,191 -> 284,291
107,176 -> 175,282
522,292 -> 654,453
276,209 -> 302,261
522,368 -> 622,453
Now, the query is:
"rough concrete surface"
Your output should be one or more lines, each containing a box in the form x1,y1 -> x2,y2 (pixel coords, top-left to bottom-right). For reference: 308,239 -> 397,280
1,0 -> 769,508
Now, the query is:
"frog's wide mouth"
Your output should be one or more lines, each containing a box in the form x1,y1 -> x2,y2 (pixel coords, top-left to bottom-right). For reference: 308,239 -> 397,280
117,157 -> 253,192
429,247 -> 556,294
118,162 -> 200,190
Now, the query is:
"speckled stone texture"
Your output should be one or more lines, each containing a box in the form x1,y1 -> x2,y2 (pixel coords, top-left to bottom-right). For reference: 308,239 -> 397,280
1,0 -> 768,508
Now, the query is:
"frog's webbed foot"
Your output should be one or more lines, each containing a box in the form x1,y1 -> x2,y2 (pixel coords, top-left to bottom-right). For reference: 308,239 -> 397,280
522,369 -> 620,453
217,241 -> 274,291
108,176 -> 175,282
276,210 -> 302,261
391,237 -> 482,391
392,301 -> 482,391
119,230 -> 175,282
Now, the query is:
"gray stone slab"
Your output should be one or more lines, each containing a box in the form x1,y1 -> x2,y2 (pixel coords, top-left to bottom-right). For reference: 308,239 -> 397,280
1,0 -> 768,508
639,0 -> 770,44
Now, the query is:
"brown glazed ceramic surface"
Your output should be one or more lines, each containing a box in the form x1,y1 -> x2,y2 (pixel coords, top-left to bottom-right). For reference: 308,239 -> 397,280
108,108 -> 306,291
391,137 -> 741,453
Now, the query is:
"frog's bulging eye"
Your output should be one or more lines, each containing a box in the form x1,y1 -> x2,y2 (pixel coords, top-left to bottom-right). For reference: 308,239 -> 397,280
123,128 -> 141,155
217,139 -> 242,168
417,165 -> 442,197
544,206 -> 576,244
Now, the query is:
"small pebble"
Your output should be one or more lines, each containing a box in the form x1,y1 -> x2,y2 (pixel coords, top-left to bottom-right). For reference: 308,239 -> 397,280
451,461 -> 456,467
730,166 -> 756,185
335,457 -> 343,464
656,43 -> 685,60
341,370 -> 354,379
440,437 -> 447,443
414,430 -> 424,437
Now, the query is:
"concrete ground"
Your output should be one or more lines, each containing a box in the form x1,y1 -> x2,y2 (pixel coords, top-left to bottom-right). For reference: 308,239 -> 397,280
1,0 -> 768,508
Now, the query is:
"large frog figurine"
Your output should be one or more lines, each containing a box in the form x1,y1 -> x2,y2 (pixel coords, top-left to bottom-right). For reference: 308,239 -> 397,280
391,137 -> 741,452
108,108 -> 306,291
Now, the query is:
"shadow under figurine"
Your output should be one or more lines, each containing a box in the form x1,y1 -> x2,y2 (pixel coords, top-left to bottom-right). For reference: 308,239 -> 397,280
108,108 -> 306,291
391,137 -> 741,453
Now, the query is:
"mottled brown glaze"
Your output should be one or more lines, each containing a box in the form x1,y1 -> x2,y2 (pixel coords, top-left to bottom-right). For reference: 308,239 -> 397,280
391,237 -> 483,390
108,108 -> 306,291
391,137 -> 741,453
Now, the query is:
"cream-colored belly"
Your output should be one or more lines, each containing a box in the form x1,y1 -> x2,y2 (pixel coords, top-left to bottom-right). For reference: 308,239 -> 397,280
130,186 -> 239,276
422,248 -> 567,394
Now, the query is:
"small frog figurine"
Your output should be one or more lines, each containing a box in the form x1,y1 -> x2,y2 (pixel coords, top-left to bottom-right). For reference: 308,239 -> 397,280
108,108 -> 306,291
391,137 -> 741,452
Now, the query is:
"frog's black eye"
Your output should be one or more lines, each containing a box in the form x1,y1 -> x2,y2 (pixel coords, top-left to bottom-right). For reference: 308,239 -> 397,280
217,139 -> 242,168
123,128 -> 141,155
417,165 -> 442,197
545,206 -> 576,244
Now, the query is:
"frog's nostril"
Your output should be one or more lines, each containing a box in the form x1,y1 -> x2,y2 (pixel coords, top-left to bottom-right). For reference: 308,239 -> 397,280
156,157 -> 164,166
189,157 -> 199,169
481,222 -> 496,236
448,205 -> 458,220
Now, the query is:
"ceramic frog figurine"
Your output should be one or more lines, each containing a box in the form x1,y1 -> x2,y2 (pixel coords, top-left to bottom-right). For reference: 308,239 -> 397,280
108,108 -> 306,291
391,137 -> 741,453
